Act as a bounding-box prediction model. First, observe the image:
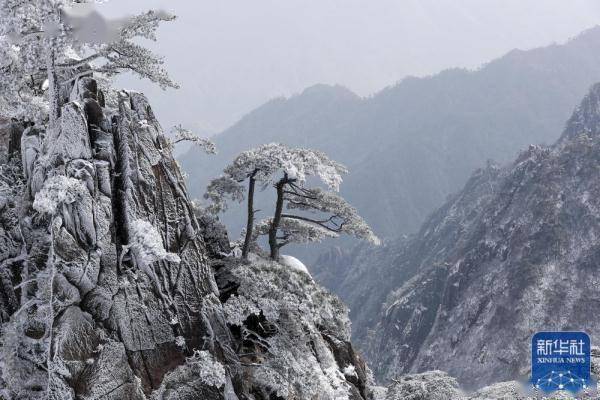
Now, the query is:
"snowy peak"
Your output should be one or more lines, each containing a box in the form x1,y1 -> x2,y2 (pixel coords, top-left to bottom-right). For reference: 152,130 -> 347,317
561,82 -> 600,142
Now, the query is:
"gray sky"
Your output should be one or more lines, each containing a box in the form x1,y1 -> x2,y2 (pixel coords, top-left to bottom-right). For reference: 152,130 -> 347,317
98,0 -> 600,134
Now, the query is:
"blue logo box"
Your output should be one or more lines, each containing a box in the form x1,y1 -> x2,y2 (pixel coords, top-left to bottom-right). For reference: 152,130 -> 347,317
531,331 -> 592,394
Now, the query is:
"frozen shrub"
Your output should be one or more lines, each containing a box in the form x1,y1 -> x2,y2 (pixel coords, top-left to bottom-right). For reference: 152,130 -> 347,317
128,219 -> 181,266
33,175 -> 86,215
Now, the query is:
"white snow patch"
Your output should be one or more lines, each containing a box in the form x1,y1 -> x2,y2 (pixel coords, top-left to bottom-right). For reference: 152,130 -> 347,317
343,365 -> 357,379
232,246 -> 242,258
190,350 -> 226,388
33,175 -> 87,215
280,255 -> 311,277
283,161 -> 299,180
128,219 -> 181,266
175,336 -> 186,348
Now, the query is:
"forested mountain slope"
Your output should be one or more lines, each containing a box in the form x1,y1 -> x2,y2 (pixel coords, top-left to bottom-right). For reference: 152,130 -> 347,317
181,26 -> 600,244
321,82 -> 600,390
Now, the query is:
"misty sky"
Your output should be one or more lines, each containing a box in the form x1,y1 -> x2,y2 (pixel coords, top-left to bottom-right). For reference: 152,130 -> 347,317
98,0 -> 600,134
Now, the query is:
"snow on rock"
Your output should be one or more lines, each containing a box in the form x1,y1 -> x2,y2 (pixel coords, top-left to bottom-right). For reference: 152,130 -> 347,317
384,371 -> 463,400
52,102 -> 93,160
280,254 -> 312,277
343,365 -> 358,378
467,381 -> 529,399
0,74 -> 381,400
214,256 -> 378,399
32,175 -> 87,215
128,219 -> 181,266
0,77 -> 234,399
327,83 -> 600,390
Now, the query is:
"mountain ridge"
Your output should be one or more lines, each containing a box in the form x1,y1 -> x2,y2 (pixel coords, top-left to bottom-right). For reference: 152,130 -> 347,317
315,82 -> 600,389
180,26 -> 600,253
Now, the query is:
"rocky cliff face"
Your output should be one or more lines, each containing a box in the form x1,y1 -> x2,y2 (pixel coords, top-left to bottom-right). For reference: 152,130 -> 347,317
214,257 -> 379,400
0,76 -> 375,400
1,76 -> 235,399
316,83 -> 600,389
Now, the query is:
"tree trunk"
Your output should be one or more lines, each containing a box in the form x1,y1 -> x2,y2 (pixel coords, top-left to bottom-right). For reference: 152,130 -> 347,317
46,45 -> 60,130
242,176 -> 256,259
269,177 -> 286,260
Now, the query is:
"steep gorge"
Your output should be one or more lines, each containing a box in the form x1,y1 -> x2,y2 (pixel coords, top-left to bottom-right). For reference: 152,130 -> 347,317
316,83 -> 600,390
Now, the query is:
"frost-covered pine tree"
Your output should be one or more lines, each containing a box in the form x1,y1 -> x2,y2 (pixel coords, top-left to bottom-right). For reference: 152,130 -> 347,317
258,145 -> 380,260
204,143 -> 292,259
0,0 -> 177,125
170,124 -> 216,154
205,143 -> 379,260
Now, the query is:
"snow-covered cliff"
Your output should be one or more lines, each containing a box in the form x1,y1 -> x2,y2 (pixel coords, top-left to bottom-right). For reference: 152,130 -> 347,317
0,76 -> 376,400
214,256 -> 378,399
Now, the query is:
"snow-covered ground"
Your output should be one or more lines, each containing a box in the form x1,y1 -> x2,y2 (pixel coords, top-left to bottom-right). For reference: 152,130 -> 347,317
280,254 -> 312,278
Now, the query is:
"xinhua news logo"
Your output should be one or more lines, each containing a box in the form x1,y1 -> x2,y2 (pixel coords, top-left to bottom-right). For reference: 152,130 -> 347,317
531,331 -> 593,395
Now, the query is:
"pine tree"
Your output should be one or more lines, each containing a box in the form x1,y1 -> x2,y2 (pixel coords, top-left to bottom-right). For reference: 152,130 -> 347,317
0,0 -> 177,125
205,143 -> 379,260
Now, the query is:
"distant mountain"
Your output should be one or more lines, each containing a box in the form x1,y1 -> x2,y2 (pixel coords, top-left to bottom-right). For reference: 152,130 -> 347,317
180,27 -> 600,252
315,83 -> 600,389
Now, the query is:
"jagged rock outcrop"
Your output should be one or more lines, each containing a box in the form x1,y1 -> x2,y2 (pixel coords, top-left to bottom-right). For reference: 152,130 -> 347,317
1,76 -> 235,399
316,83 -> 600,389
214,257 -> 378,400
383,371 -> 462,400
0,76 -> 376,400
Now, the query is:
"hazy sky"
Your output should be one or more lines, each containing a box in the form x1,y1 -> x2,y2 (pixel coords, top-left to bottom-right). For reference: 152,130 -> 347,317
98,0 -> 600,134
